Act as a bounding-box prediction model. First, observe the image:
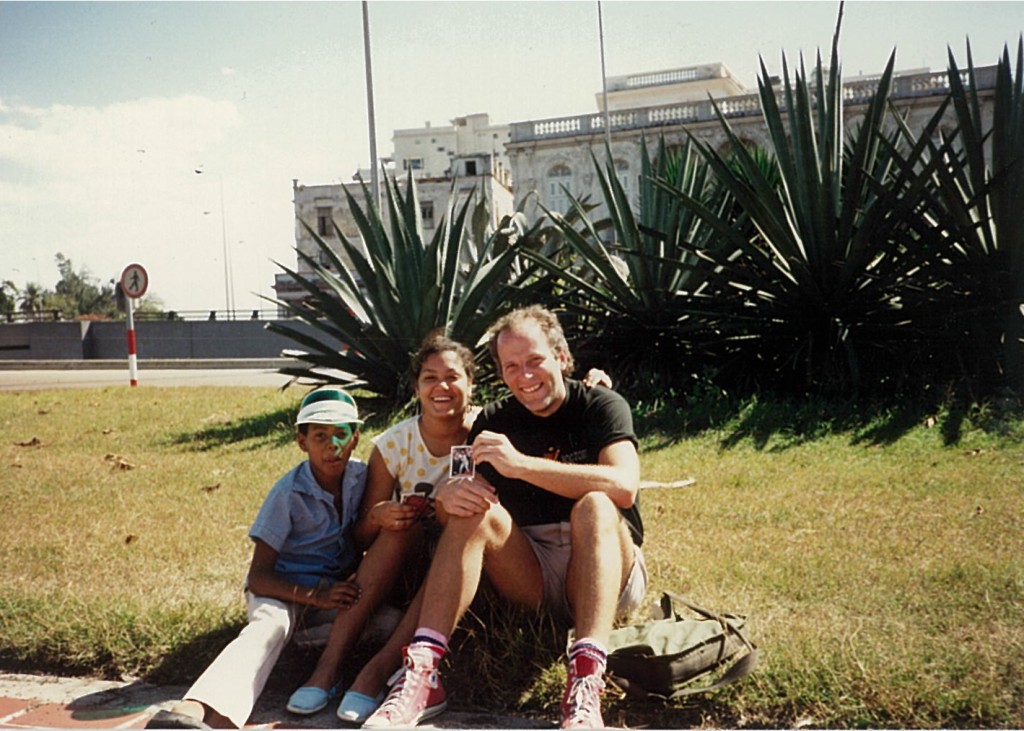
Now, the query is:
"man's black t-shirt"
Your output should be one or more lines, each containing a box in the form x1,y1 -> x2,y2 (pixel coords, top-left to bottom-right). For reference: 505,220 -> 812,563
468,379 -> 644,546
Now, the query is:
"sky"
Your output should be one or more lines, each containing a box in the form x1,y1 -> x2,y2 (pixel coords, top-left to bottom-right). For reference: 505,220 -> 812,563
1,0 -> 1022,314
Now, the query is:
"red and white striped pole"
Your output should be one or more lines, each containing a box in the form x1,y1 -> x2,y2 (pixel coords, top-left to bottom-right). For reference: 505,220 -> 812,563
126,294 -> 138,387
119,263 -> 148,387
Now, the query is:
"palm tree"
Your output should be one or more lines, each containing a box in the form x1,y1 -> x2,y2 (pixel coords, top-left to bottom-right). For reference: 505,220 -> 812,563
19,283 -> 44,320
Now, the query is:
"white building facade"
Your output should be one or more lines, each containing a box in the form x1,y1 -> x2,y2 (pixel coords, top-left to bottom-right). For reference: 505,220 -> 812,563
277,62 -> 996,309
276,114 -> 515,312
505,62 -> 996,226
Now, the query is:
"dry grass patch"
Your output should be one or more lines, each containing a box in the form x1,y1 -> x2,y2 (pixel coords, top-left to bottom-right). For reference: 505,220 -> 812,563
630,425 -> 1023,727
1,387 -> 1021,726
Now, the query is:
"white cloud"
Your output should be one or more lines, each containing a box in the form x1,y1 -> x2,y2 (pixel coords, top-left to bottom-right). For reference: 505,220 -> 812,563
0,95 -> 240,179
0,95 -> 251,311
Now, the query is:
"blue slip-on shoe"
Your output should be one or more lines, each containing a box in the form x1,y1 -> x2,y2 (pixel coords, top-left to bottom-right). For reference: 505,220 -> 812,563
287,685 -> 336,715
337,690 -> 384,727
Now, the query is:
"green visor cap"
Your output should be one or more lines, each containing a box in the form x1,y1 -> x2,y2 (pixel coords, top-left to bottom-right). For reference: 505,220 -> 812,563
295,386 -> 364,426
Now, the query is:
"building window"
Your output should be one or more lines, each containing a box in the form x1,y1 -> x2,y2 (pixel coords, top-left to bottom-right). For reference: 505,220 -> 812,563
420,201 -> 435,227
465,160 -> 477,176
316,207 -> 333,237
614,159 -> 632,196
405,157 -> 423,170
547,163 -> 572,212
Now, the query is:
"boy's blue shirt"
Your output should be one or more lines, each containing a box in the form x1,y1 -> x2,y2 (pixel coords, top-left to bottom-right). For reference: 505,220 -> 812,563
249,458 -> 368,588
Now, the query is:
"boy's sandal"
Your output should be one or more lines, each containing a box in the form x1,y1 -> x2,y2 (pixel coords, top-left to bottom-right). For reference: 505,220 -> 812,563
337,690 -> 384,726
144,710 -> 211,729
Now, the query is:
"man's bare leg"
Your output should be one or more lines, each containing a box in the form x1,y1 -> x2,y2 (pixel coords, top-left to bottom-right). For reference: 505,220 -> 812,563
561,492 -> 636,729
363,505 -> 544,728
565,492 -> 635,643
417,503 -> 544,635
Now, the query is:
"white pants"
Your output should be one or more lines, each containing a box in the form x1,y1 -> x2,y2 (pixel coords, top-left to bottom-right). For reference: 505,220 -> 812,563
183,591 -> 333,728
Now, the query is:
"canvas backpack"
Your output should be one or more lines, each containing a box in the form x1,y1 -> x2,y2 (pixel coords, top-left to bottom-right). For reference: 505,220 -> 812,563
601,592 -> 759,700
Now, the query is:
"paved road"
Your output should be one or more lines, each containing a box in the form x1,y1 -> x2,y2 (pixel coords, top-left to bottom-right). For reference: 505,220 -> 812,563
0,672 -> 551,729
0,360 -> 342,391
0,368 -> 296,391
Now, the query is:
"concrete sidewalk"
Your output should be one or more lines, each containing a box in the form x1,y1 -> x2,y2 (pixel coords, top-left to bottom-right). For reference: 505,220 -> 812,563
0,672 -> 552,730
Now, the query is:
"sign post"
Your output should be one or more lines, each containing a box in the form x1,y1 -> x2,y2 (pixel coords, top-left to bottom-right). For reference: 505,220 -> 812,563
119,264 -> 149,387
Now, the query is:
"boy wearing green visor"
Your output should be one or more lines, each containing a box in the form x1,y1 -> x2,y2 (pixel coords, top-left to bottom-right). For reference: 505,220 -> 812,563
148,387 -> 381,729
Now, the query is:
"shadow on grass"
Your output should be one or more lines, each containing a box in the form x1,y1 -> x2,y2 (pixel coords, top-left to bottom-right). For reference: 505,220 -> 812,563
144,623 -> 245,685
445,582 -> 568,716
0,649 -> 100,681
717,397 -> 928,451
164,389 -> 1016,456
167,405 -> 296,452
634,391 -> 1016,453
443,582 -> 740,726
168,406 -> 397,453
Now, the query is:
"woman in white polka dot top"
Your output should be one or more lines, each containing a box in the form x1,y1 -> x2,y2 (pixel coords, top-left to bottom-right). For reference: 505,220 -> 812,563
335,331 -> 479,722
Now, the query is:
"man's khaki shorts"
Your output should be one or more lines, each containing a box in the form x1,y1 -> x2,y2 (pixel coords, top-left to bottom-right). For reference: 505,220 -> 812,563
521,521 -> 648,622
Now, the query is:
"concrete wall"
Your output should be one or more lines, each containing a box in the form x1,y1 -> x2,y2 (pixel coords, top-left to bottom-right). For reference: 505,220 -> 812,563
0,321 -> 91,359
0,320 -> 342,361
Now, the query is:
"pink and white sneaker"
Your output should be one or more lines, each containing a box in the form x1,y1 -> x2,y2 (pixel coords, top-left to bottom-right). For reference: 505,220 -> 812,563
363,645 -> 447,728
560,653 -> 606,729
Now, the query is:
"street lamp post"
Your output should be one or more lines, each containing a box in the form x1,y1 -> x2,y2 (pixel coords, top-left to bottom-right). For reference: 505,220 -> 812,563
362,1 -> 380,210
598,1 -> 612,158
194,168 -> 235,319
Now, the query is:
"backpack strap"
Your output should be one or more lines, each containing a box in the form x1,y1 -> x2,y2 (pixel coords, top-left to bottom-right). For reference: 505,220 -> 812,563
663,591 -> 757,654
667,646 -> 760,698
662,591 -> 759,698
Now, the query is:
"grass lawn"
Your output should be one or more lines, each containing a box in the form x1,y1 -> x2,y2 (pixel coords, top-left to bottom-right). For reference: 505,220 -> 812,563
1,386 -> 1021,728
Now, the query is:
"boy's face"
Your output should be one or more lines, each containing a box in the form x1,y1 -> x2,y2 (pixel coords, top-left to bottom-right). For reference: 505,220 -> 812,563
297,422 -> 360,487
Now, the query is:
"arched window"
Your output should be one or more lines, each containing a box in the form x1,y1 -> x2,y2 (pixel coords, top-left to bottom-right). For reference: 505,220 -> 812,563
546,163 -> 572,213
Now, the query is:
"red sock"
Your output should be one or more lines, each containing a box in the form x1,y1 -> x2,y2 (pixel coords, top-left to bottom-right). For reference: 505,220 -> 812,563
568,638 -> 607,677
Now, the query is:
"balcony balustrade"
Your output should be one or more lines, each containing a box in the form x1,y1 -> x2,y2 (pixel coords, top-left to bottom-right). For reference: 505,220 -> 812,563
510,66 -> 997,143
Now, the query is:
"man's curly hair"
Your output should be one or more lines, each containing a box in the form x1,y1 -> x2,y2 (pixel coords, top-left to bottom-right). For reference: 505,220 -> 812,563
486,305 -> 574,376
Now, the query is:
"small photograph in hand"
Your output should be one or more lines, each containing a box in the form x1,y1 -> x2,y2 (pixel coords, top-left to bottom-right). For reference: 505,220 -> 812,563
450,445 -> 474,478
401,492 -> 430,519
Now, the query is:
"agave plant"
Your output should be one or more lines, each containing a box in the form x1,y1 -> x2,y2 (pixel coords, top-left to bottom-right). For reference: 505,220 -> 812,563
659,39 -> 970,397
266,171 -> 534,413
517,136 -> 743,398
904,39 -> 1024,396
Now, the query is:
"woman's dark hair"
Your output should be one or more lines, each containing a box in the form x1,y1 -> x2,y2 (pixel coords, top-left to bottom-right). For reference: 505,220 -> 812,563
409,329 -> 476,386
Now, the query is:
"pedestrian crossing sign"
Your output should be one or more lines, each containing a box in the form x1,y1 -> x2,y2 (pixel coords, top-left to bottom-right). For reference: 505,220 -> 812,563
120,263 -> 149,299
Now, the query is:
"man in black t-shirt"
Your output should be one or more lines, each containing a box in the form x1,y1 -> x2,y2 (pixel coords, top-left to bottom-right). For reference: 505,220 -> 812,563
364,306 -> 647,730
